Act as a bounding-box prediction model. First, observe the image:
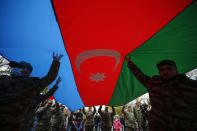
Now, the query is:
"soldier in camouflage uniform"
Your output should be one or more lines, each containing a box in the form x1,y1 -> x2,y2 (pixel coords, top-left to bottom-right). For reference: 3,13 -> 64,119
51,102 -> 66,131
82,106 -> 96,131
22,77 -> 61,131
0,53 -> 63,131
126,58 -> 197,130
122,105 -> 137,131
133,101 -> 144,131
98,105 -> 115,131
34,100 -> 56,131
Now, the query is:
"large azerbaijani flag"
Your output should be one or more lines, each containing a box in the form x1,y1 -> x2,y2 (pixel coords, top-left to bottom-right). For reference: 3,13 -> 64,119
0,0 -> 197,111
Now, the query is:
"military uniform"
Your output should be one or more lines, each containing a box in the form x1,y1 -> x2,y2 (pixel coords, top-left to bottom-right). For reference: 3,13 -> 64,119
34,104 -> 56,131
51,104 -> 65,131
128,61 -> 197,130
0,60 -> 60,131
98,106 -> 115,131
133,106 -> 144,130
82,107 -> 96,131
122,106 -> 136,131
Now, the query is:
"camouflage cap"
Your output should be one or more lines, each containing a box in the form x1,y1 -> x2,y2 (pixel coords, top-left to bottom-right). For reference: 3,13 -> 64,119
9,61 -> 33,71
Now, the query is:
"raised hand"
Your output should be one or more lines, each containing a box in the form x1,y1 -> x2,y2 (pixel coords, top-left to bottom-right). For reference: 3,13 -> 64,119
53,52 -> 63,61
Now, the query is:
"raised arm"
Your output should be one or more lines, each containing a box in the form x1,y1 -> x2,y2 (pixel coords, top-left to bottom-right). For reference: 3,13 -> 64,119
39,77 -> 61,103
36,102 -> 50,117
82,108 -> 86,115
93,106 -> 96,114
125,57 -> 151,88
35,53 -> 63,92
112,106 -> 115,116
98,105 -> 103,114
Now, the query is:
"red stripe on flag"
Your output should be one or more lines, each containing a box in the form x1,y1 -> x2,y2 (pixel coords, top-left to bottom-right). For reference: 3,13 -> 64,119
52,0 -> 193,106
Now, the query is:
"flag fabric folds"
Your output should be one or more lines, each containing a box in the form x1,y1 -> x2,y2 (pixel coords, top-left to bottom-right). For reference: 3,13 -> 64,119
0,0 -> 197,111
52,0 -> 196,107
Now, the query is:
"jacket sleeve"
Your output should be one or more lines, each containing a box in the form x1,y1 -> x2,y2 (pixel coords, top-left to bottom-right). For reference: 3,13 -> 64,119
82,108 -> 86,115
112,106 -> 115,116
34,60 -> 60,92
127,61 -> 151,89
39,85 -> 59,103
93,106 -> 96,114
98,105 -> 102,115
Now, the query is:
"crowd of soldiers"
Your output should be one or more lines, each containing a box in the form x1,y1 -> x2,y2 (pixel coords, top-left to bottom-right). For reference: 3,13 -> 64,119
33,101 -> 150,131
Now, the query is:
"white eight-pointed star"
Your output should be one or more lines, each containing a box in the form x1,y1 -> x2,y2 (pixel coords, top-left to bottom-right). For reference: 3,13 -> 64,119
89,72 -> 107,82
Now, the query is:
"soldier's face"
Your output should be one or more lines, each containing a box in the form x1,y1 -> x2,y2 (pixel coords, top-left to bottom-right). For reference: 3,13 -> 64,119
136,102 -> 140,107
159,65 -> 178,80
128,106 -> 132,112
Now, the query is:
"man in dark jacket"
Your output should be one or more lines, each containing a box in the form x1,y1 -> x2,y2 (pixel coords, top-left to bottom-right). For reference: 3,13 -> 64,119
126,57 -> 197,130
94,112 -> 101,131
0,52 -> 63,131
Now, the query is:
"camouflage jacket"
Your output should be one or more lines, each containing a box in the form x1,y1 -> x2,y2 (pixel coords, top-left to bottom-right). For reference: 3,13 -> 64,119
122,107 -> 136,128
133,106 -> 144,128
128,61 -> 197,130
51,103 -> 65,129
82,107 -> 96,126
0,60 -> 60,131
36,106 -> 56,126
98,107 -> 115,127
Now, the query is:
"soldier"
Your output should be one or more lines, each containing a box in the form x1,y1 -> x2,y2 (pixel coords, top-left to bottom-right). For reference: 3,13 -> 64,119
35,100 -> 57,131
51,102 -> 66,131
98,105 -> 115,131
122,105 -> 137,131
0,52 -> 63,131
125,58 -> 197,130
140,103 -> 149,131
82,106 -> 96,131
22,77 -> 61,131
133,101 -> 144,131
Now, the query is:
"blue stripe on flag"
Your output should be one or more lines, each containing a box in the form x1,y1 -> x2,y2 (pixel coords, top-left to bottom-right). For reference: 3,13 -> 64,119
0,0 -> 84,111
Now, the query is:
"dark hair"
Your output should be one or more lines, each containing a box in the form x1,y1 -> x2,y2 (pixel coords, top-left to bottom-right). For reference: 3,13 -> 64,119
156,60 -> 177,69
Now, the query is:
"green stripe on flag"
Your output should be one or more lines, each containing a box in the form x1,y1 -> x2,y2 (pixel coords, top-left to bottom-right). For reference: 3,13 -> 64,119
109,1 -> 197,106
